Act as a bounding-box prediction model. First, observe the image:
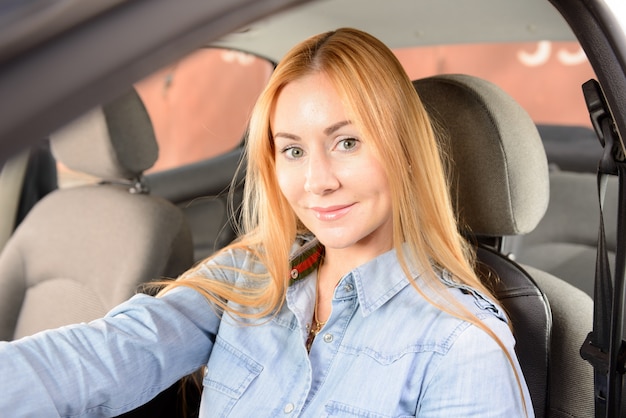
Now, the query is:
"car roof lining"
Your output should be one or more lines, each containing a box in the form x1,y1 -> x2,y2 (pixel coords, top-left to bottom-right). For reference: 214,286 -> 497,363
211,0 -> 577,62
0,0 -> 312,163
1,0 -> 625,163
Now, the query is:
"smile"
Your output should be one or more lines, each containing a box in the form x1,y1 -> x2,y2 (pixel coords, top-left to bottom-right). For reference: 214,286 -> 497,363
310,204 -> 354,221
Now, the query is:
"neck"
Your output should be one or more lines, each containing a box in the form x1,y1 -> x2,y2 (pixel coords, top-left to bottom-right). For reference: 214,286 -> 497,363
321,241 -> 393,280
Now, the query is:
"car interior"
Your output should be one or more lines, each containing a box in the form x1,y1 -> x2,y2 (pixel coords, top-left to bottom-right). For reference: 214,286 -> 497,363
146,146 -> 245,263
0,71 -> 596,418
0,0 -> 625,416
0,89 -> 193,341
0,141 -> 57,254
413,74 -> 593,418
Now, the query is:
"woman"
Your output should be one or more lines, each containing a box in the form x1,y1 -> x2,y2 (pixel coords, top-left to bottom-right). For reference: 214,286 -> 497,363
0,28 -> 532,417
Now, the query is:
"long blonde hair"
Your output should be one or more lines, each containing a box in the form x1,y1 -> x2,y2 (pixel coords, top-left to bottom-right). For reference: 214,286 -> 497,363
159,28 -> 526,411
164,27 -> 491,320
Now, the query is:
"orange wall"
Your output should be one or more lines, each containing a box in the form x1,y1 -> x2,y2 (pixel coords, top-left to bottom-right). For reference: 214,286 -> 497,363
395,41 -> 595,127
135,49 -> 272,171
136,42 -> 595,172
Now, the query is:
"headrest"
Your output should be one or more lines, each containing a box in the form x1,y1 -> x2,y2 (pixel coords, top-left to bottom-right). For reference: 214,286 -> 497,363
50,89 -> 158,180
413,74 -> 549,237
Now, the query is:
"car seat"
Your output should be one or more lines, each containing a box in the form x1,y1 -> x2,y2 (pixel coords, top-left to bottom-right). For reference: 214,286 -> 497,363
517,169 -> 617,298
413,74 -> 594,418
146,146 -> 245,262
0,140 -> 57,254
0,88 -> 194,341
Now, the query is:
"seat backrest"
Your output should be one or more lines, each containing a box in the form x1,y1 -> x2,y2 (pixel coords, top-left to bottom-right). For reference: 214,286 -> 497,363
517,169 -> 617,298
0,89 -> 194,340
413,74 -> 594,417
0,141 -> 57,254
146,146 -> 245,262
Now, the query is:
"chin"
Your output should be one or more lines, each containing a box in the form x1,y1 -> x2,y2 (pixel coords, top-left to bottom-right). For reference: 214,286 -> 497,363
312,235 -> 356,250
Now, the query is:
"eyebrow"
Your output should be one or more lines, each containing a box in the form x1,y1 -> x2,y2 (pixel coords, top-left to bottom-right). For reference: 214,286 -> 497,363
273,120 -> 352,140
324,120 -> 352,136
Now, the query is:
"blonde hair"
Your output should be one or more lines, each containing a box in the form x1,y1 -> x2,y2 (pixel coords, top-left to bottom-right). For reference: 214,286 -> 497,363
159,27 -> 526,412
164,27 -> 492,320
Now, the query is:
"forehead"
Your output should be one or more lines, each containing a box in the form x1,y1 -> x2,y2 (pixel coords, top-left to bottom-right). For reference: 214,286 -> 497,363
270,73 -> 352,132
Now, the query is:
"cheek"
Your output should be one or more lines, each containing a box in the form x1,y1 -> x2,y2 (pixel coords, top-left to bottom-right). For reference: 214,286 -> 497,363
275,165 -> 301,203
342,159 -> 386,187
359,161 -> 392,200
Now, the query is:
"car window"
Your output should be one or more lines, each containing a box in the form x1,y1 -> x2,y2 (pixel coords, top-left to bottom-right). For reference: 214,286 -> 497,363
394,41 -> 595,128
55,48 -> 273,187
135,48 -> 274,173
57,41 -> 593,187
138,42 -> 593,175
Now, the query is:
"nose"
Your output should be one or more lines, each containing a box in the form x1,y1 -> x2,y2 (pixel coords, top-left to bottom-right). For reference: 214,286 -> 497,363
304,152 -> 340,194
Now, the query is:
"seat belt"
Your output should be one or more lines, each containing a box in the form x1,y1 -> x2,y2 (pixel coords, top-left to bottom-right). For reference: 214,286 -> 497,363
580,79 -> 626,418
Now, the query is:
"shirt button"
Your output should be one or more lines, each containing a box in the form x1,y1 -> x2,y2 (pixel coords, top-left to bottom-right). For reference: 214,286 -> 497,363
290,268 -> 299,279
323,333 -> 334,343
344,283 -> 354,292
284,403 -> 295,413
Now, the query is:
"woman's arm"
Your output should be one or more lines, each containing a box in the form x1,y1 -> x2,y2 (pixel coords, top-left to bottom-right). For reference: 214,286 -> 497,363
0,286 -> 218,417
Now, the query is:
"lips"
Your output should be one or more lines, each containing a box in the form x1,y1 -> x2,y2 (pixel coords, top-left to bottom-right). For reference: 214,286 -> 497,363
310,204 -> 354,221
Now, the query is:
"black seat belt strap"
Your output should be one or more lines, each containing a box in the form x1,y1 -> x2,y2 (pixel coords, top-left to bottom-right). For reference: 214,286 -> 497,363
580,79 -> 626,417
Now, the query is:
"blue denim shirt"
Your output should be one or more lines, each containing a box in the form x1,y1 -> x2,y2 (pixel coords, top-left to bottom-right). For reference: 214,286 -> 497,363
0,238 -> 533,417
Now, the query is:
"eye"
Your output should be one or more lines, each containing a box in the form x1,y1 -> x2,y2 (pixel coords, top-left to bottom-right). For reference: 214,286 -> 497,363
337,137 -> 359,151
282,145 -> 305,160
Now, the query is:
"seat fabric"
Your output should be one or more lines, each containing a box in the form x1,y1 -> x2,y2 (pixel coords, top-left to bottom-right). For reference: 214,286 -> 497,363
0,141 -> 57,254
147,146 -> 245,262
518,169 -> 618,298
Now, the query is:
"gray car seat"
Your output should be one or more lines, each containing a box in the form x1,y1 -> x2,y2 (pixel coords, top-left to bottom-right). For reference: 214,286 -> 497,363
0,88 -> 194,341
146,146 -> 245,263
0,141 -> 57,254
414,74 -> 594,418
517,169 -> 616,298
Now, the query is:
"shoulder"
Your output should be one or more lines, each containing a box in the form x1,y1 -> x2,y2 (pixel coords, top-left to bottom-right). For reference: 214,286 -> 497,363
191,234 -> 317,280
438,270 -> 509,324
183,246 -> 267,285
400,269 -> 512,354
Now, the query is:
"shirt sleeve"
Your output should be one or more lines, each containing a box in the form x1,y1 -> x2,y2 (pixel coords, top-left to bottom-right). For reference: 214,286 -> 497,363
0,285 -> 219,417
416,315 -> 534,417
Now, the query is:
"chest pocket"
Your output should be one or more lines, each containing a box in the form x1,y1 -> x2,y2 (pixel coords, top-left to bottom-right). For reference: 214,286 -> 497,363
202,336 -> 263,415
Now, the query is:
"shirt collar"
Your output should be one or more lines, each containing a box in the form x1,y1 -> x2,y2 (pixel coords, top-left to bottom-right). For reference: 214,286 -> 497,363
349,247 -> 421,316
288,236 -> 420,317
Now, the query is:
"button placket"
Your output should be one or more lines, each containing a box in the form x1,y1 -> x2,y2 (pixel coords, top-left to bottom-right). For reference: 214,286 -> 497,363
303,284 -> 359,411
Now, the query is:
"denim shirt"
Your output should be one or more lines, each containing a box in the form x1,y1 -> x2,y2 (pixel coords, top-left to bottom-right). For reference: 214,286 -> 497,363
0,238 -> 533,417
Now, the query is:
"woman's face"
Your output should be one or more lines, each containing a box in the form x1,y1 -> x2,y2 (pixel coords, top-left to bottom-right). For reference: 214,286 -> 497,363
271,72 -> 393,258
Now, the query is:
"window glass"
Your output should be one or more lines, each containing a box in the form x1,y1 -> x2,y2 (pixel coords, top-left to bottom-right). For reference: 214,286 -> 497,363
394,41 -> 595,127
135,48 -> 273,172
57,42 -> 595,186
56,48 -> 273,187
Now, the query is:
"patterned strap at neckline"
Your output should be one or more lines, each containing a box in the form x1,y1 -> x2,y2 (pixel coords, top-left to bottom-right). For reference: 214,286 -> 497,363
288,241 -> 324,286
